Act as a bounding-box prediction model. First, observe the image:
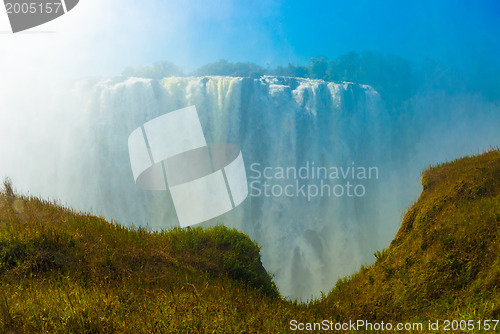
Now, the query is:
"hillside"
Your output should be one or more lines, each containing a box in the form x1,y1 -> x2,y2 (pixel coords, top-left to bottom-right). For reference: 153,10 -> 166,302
0,182 -> 316,333
318,149 -> 500,324
1,149 -> 499,333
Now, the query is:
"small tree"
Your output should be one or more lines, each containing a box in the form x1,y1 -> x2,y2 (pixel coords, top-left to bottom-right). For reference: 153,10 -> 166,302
2,177 -> 14,198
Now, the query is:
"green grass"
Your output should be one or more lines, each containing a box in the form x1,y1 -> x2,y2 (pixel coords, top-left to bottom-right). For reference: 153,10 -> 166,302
0,149 -> 499,333
318,149 -> 500,326
0,180 -> 318,333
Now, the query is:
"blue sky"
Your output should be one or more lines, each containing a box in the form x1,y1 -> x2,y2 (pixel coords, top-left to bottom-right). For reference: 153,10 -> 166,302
278,0 -> 499,66
124,0 -> 500,73
0,0 -> 499,78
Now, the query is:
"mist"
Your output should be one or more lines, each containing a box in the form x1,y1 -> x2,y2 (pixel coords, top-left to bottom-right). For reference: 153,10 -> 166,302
1,1 -> 499,299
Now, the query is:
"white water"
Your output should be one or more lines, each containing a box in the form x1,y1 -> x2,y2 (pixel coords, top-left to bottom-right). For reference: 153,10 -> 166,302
2,75 -> 499,299
79,75 -> 400,299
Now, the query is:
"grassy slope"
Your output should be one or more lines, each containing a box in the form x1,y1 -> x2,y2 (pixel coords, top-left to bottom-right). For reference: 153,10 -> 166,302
0,189 -> 319,333
0,149 -> 499,333
318,149 -> 500,323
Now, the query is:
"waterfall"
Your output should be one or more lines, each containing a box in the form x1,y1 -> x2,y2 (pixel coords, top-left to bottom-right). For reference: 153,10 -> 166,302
2,73 -> 499,298
54,75 -> 395,298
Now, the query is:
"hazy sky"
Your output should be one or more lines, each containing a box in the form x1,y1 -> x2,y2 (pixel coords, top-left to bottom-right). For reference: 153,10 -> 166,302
0,0 -> 498,79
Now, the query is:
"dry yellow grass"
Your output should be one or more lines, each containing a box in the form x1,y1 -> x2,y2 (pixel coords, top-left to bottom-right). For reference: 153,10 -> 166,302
1,149 -> 499,333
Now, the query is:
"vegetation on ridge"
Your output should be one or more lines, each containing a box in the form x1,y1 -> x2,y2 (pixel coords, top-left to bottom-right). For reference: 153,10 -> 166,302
122,52 -> 500,104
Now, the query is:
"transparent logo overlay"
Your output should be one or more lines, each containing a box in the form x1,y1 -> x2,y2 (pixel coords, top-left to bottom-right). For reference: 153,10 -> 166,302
248,162 -> 379,200
128,106 -> 248,227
